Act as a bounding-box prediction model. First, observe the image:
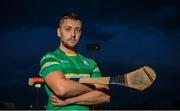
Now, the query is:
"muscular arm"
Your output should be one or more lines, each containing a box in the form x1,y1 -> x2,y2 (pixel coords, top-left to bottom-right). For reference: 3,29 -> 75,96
51,84 -> 111,106
45,71 -> 95,97
67,89 -> 110,105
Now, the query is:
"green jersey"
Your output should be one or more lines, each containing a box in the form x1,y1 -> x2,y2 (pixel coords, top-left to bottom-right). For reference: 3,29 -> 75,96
40,48 -> 102,110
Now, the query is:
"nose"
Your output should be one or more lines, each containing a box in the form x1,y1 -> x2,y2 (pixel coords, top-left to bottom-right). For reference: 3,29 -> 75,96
71,30 -> 76,38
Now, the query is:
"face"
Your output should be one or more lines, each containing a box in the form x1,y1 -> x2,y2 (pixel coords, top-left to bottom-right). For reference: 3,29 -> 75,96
57,19 -> 82,49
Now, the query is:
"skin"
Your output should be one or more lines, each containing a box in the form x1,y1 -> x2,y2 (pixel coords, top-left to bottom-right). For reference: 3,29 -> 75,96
44,18 -> 110,106
57,18 -> 82,54
51,84 -> 110,106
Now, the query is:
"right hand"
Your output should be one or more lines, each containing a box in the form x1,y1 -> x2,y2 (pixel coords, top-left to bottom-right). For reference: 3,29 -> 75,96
50,94 -> 70,106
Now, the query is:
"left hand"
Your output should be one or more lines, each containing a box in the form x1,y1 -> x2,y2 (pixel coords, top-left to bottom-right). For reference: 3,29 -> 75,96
50,94 -> 69,106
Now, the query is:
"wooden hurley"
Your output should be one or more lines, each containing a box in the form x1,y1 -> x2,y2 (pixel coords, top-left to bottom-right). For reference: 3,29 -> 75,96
28,66 -> 156,91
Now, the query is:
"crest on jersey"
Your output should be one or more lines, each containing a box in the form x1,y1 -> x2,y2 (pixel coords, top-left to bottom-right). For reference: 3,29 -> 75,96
82,60 -> 89,66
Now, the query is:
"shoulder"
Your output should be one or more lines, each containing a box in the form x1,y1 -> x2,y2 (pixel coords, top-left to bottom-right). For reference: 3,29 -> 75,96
40,52 -> 57,63
86,58 -> 97,65
40,49 -> 62,66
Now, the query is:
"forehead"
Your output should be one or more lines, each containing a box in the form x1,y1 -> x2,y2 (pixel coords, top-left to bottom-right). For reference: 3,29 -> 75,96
61,19 -> 82,28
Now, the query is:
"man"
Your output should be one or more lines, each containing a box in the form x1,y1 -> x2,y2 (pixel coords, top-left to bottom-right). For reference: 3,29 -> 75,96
40,12 -> 111,110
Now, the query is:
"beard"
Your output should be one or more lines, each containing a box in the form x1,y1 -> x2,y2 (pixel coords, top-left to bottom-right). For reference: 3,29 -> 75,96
61,37 -> 79,49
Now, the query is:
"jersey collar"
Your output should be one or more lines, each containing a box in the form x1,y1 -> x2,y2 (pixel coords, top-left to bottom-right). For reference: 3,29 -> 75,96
56,48 -> 78,56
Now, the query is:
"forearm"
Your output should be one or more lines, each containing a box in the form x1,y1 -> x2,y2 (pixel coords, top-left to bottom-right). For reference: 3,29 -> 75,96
66,90 -> 111,105
57,79 -> 95,97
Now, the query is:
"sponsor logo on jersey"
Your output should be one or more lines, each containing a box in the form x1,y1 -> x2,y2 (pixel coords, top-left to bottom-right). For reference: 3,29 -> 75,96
60,60 -> 69,63
40,54 -> 56,63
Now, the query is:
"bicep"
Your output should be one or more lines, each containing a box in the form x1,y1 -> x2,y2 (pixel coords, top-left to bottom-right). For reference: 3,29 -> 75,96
45,71 -> 66,95
45,71 -> 94,97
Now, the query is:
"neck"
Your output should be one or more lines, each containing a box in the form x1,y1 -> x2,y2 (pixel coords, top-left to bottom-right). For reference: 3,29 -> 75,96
59,44 -> 76,54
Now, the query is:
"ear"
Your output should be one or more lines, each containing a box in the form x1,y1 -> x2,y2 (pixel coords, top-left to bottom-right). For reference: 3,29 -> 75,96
57,28 -> 61,38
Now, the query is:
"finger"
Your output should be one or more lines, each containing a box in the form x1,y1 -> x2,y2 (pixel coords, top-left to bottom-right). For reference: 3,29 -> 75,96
51,101 -> 58,105
50,96 -> 58,102
51,100 -> 65,106
50,96 -> 56,101
50,95 -> 59,102
51,97 -> 59,105
51,97 -> 58,103
51,98 -> 57,103
51,94 -> 58,99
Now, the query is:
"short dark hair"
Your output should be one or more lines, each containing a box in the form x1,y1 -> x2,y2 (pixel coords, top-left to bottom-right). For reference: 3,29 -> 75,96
59,12 -> 82,27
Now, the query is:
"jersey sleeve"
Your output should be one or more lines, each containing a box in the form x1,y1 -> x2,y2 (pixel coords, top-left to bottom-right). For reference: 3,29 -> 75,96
89,59 -> 102,78
39,53 -> 62,79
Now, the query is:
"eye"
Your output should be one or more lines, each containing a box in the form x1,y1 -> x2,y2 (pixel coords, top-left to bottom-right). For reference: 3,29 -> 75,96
76,29 -> 81,33
65,28 -> 71,31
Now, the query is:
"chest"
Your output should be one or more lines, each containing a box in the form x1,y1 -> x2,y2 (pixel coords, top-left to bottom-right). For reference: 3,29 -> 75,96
59,56 -> 92,75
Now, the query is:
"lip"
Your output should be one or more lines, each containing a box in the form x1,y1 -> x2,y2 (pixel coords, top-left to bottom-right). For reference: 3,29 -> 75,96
69,40 -> 77,43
